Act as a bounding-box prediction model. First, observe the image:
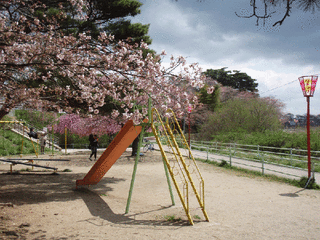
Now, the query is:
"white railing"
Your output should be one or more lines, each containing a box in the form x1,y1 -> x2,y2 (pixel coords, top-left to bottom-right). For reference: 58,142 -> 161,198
189,140 -> 320,180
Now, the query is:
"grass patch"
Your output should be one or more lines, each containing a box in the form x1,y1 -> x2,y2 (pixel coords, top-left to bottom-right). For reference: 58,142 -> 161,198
297,177 -> 320,189
164,215 -> 181,222
218,160 -> 230,168
0,128 -> 57,156
20,168 -> 32,172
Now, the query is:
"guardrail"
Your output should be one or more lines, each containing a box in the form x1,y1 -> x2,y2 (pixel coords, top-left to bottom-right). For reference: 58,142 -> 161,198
8,122 -> 61,151
189,140 -> 320,179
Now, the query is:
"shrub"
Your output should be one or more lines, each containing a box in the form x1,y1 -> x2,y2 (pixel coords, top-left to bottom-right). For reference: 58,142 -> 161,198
219,160 -> 230,168
298,177 -> 320,189
199,97 -> 283,140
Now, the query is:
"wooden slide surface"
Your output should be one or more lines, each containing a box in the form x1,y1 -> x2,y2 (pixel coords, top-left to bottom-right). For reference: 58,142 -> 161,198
76,120 -> 142,187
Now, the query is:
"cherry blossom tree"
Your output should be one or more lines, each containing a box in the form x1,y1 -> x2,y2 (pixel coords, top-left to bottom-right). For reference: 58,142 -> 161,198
0,0 -> 205,125
50,114 -> 121,136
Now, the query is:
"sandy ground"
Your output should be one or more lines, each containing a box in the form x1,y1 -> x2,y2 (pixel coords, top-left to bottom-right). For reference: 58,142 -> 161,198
0,149 -> 320,240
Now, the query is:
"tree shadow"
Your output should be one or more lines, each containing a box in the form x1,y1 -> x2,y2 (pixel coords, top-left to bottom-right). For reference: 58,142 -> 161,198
0,170 -> 195,227
75,188 -> 191,227
0,171 -> 124,205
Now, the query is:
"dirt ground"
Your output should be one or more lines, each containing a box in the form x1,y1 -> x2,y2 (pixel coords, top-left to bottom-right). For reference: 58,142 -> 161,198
0,149 -> 320,240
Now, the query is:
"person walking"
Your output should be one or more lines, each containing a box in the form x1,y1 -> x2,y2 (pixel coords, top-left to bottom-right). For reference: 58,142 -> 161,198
89,134 -> 94,148
38,131 -> 47,154
89,134 -> 99,161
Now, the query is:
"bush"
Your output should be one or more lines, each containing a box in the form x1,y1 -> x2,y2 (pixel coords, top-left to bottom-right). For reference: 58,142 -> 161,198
199,97 -> 283,140
219,160 -> 230,168
298,177 -> 320,189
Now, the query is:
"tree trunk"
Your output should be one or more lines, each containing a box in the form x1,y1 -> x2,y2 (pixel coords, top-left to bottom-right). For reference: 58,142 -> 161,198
131,134 -> 140,156
0,109 -> 9,121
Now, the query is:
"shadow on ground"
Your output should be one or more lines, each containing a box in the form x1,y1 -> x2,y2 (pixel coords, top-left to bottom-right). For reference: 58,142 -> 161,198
76,188 -> 192,227
0,171 -> 125,205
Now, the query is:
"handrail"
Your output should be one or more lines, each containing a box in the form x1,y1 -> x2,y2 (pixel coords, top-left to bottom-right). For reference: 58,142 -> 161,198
189,139 -> 320,178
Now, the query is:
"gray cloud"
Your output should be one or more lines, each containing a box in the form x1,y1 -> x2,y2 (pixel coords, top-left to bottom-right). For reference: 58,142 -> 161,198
131,0 -> 320,114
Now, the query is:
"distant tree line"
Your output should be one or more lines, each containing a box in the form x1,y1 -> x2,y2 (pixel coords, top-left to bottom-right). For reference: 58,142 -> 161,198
282,113 -> 320,129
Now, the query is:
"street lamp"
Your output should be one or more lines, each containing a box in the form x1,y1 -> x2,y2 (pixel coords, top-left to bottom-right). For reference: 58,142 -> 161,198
298,75 -> 318,179
187,104 -> 192,148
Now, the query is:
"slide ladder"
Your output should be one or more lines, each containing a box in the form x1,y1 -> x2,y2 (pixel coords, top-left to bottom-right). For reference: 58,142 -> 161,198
151,108 -> 209,225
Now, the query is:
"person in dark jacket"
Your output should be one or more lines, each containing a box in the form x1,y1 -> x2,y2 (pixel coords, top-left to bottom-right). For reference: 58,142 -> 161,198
27,127 -> 38,139
89,134 -> 99,161
89,134 -> 94,147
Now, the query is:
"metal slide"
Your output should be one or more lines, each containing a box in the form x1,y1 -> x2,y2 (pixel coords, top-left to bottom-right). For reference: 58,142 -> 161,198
76,120 -> 142,187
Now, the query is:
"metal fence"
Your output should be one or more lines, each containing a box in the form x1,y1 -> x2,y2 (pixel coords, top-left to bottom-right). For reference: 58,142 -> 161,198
189,140 -> 320,180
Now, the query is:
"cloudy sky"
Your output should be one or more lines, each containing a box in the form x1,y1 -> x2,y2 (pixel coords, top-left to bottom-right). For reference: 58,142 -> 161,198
131,0 -> 320,116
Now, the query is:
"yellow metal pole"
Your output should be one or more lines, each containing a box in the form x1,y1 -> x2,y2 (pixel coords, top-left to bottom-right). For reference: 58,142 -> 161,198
51,124 -> 54,156
151,108 -> 193,225
37,139 -> 39,158
65,126 -> 67,154
165,109 -> 209,222
20,123 -> 24,157
30,160 -> 34,171
151,123 -> 193,225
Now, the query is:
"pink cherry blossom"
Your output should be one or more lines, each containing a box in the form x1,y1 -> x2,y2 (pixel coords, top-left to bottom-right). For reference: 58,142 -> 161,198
0,0 -> 205,125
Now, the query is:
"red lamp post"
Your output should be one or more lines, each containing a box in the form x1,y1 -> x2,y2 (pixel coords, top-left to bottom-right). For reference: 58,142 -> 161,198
298,75 -> 318,178
187,104 -> 192,148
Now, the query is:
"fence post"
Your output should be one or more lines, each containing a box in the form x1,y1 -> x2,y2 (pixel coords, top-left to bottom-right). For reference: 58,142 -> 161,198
312,162 -> 315,179
290,148 -> 293,166
207,146 -> 209,161
258,145 -> 265,175
262,154 -> 265,175
51,124 -> 54,156
65,126 -> 67,154
229,143 -> 232,166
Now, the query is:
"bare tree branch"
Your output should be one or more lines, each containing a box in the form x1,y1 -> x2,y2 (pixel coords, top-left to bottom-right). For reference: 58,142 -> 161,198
273,0 -> 294,26
235,0 -> 274,26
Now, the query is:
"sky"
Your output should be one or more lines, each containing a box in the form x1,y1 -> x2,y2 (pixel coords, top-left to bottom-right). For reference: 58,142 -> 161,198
130,0 -> 320,116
